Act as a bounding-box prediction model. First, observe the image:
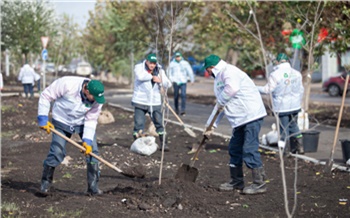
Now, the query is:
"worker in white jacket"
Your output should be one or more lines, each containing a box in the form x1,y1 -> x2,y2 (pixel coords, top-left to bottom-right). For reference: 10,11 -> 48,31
37,76 -> 105,195
203,54 -> 267,195
257,53 -> 304,155
131,53 -> 172,151
167,52 -> 194,115
18,64 -> 36,98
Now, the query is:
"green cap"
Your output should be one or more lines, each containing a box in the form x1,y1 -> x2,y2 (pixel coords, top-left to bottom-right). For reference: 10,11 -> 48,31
203,54 -> 221,69
276,53 -> 289,62
87,80 -> 105,104
147,53 -> 157,63
175,52 -> 182,57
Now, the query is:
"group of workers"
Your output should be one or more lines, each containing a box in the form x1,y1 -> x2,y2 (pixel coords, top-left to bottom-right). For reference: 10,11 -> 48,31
36,51 -> 304,196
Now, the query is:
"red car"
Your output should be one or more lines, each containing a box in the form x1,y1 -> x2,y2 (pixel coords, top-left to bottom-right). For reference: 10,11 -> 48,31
322,72 -> 350,96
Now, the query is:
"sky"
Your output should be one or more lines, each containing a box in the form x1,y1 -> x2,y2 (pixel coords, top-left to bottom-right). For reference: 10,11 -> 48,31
50,0 -> 97,28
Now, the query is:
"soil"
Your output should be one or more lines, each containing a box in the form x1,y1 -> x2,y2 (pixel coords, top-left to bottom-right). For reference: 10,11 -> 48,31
1,91 -> 350,217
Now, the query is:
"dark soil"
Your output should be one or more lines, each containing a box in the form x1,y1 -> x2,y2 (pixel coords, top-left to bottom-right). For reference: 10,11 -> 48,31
1,94 -> 350,217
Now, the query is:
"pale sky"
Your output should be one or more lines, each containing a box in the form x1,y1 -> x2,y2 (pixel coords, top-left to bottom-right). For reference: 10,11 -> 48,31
50,0 -> 97,28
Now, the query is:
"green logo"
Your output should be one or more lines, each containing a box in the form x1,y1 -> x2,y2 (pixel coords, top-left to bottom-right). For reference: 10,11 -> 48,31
284,73 -> 288,78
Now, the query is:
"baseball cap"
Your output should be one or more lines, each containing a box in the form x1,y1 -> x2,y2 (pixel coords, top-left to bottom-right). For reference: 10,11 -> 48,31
203,54 -> 221,69
147,53 -> 157,63
87,80 -> 105,104
175,52 -> 182,57
276,53 -> 289,62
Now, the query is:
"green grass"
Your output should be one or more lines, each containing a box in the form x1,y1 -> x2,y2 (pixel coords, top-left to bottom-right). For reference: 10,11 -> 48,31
1,105 -> 16,113
1,202 -> 21,218
45,206 -> 83,218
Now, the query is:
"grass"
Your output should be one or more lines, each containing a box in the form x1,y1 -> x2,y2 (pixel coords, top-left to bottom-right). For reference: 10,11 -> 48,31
0,131 -> 16,139
1,105 -> 16,113
1,202 -> 21,217
45,206 -> 83,218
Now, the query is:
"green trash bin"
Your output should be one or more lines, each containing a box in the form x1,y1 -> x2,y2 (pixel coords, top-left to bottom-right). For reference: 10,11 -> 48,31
302,130 -> 320,153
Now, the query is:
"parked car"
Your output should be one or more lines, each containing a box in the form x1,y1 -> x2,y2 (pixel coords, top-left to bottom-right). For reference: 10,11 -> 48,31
322,72 -> 350,96
76,61 -> 92,76
45,63 -> 55,73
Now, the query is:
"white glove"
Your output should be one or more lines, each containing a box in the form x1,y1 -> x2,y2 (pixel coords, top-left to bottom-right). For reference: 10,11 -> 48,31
203,126 -> 215,138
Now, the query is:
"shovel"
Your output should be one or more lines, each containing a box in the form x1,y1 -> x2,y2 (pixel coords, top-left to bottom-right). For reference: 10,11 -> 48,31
50,128 -> 145,178
175,107 -> 223,182
165,101 -> 197,138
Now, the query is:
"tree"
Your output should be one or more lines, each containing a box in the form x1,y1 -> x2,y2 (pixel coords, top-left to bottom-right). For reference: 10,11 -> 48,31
1,0 -> 57,65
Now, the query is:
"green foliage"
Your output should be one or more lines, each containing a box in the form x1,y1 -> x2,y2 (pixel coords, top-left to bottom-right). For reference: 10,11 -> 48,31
1,0 -> 57,64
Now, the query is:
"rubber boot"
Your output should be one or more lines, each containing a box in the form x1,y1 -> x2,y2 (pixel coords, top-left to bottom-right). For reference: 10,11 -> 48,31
283,139 -> 291,157
242,167 -> 267,195
87,163 -> 103,195
295,137 -> 304,154
219,166 -> 244,191
40,164 -> 55,194
159,134 -> 169,151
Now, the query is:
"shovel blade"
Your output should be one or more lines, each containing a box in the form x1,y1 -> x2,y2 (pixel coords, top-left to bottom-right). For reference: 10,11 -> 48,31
175,164 -> 199,182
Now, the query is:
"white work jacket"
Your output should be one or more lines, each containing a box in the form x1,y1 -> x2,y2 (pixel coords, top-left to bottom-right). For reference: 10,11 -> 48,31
167,59 -> 194,84
257,62 -> 304,113
206,60 -> 267,129
18,64 -> 36,84
131,60 -> 172,106
38,76 -> 103,141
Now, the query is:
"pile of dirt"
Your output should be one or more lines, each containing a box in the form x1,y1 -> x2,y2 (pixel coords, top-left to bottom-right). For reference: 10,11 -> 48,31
1,95 -> 349,217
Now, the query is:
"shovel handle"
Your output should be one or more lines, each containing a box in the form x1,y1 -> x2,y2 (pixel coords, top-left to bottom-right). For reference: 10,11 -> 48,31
49,128 -> 123,173
165,101 -> 185,125
190,107 -> 223,166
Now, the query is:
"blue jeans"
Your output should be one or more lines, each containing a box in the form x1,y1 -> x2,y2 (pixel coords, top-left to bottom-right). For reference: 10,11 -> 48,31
278,111 -> 302,141
173,83 -> 187,113
228,118 -> 263,169
133,105 -> 164,135
23,83 -> 33,98
43,119 -> 99,167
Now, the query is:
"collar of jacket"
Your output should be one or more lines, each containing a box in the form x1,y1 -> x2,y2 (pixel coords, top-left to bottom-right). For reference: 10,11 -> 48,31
212,60 -> 227,78
278,62 -> 291,69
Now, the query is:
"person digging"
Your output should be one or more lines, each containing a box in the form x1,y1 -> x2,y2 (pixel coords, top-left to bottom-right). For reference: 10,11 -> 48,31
203,54 -> 267,194
37,77 -> 105,196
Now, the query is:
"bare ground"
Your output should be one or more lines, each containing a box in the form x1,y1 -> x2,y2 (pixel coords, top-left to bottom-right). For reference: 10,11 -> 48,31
1,94 -> 350,217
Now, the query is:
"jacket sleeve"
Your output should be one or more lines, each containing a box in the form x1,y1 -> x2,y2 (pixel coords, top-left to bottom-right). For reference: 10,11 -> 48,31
257,72 -> 278,94
38,78 -> 67,116
216,71 -> 240,106
184,61 -> 195,83
134,64 -> 152,82
82,103 -> 102,141
159,69 -> 172,89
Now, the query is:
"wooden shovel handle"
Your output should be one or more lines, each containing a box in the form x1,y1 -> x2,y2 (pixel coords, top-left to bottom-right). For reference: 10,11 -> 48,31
50,128 -> 123,173
190,107 -> 223,166
165,101 -> 185,125
327,73 -> 350,171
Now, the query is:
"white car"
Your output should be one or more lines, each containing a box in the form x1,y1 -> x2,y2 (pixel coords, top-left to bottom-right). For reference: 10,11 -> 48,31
76,62 -> 92,76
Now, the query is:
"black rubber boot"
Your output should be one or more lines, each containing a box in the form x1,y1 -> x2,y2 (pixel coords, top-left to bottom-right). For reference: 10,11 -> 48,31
295,137 -> 304,154
159,134 -> 169,151
40,164 -> 55,194
219,166 -> 244,191
242,167 -> 267,195
87,163 -> 103,195
283,139 -> 291,157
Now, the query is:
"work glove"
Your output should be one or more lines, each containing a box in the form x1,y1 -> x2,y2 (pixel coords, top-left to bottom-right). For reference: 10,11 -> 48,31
81,142 -> 92,156
203,126 -> 215,138
38,115 -> 54,134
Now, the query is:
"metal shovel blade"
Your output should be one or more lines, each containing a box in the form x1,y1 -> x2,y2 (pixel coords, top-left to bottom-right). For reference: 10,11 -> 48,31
175,164 -> 199,182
